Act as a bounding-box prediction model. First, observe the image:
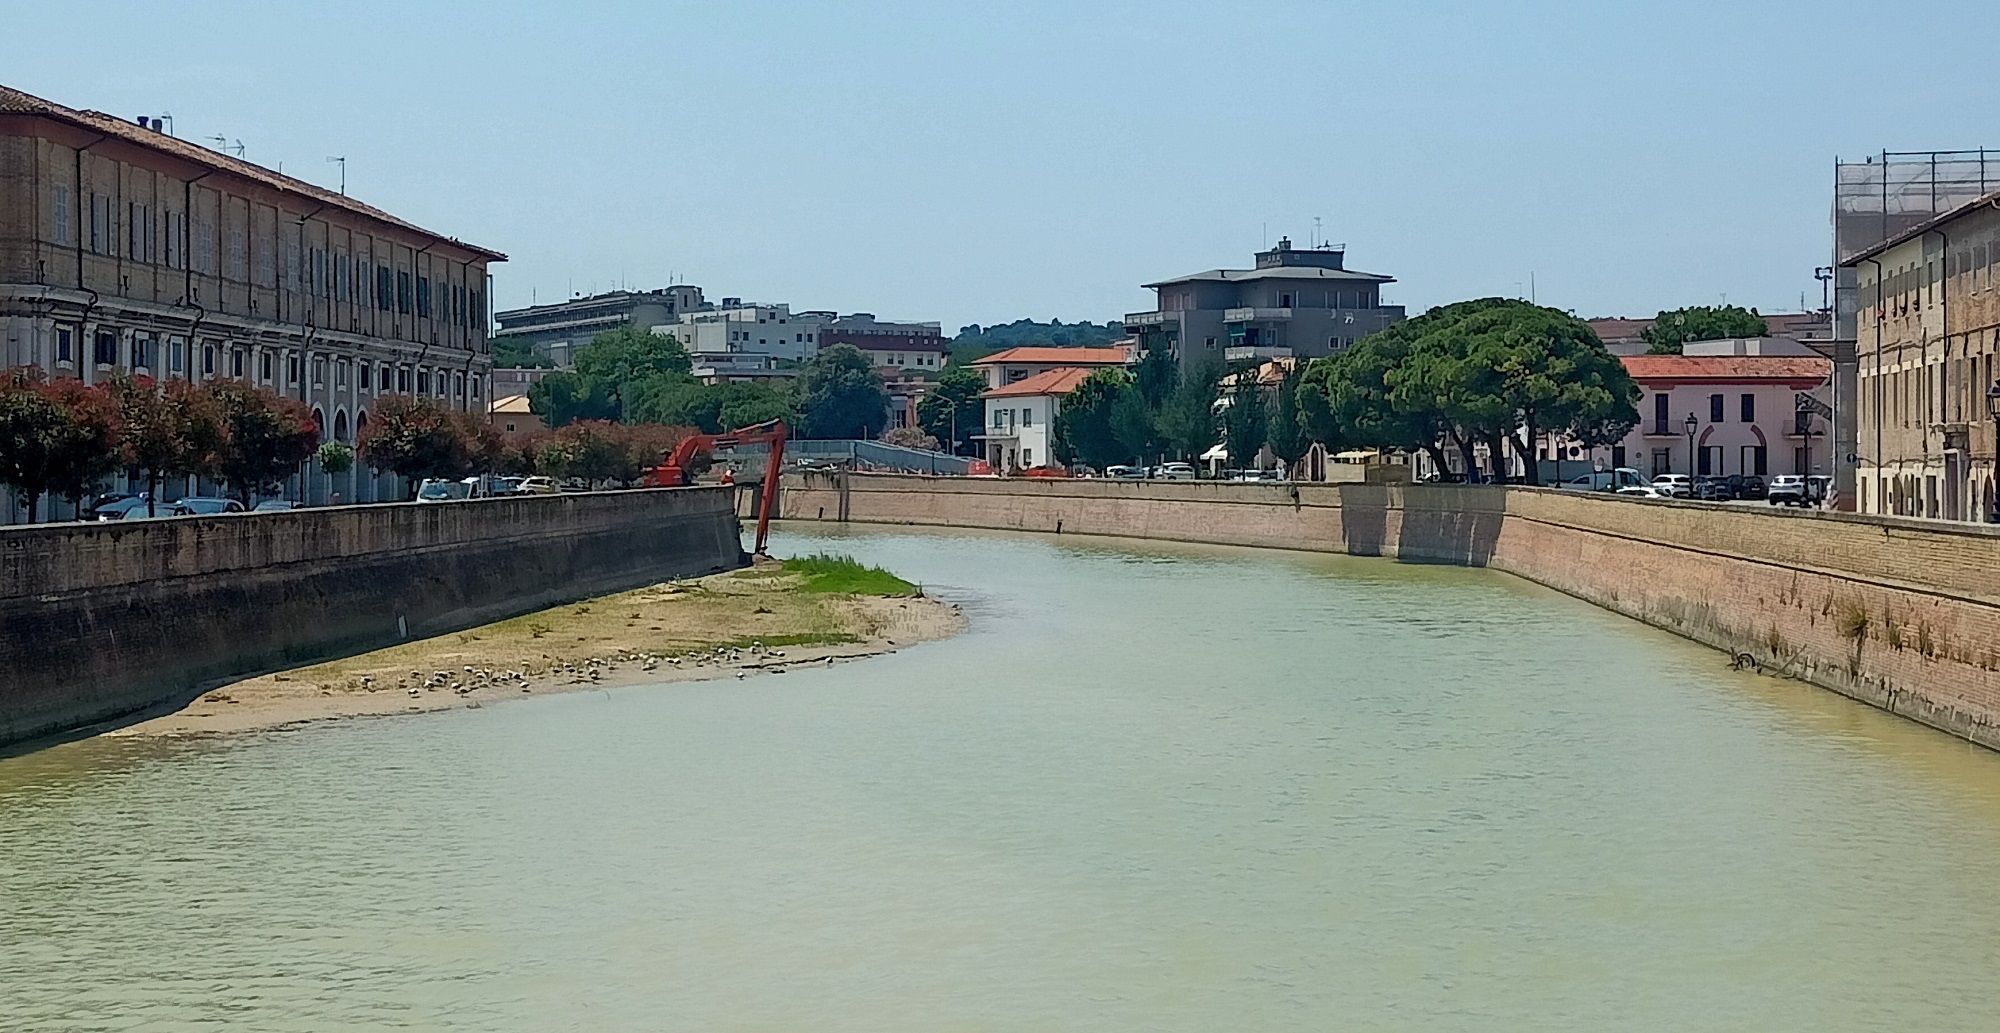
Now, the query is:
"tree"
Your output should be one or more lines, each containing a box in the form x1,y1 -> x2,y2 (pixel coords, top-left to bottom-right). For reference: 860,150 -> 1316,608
1155,357 -> 1224,462
315,441 -> 355,476
949,318 -> 1124,366
1052,369 -> 1135,470
107,374 -> 225,516
536,421 -> 629,485
492,336 -> 554,369
1642,305 -> 1768,354
0,369 -> 121,522
795,344 -> 889,439
527,370 -> 617,428
626,378 -> 796,434
1222,373 -> 1268,469
881,426 -> 941,451
1266,362 -> 1307,476
201,380 -> 318,503
573,325 -> 693,388
915,364 -> 984,455
359,395 -> 472,487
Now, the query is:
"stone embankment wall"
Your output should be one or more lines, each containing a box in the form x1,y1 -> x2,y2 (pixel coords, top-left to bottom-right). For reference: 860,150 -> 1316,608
771,473 -> 2000,749
1,487 -> 743,747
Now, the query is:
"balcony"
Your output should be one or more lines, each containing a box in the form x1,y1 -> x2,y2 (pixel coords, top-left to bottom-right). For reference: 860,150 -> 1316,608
1643,422 -> 1681,437
1224,307 -> 1293,322
1123,310 -> 1171,328
1224,345 -> 1294,363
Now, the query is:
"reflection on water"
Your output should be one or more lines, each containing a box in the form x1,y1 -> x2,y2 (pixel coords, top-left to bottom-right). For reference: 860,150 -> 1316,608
6,525 -> 2000,1032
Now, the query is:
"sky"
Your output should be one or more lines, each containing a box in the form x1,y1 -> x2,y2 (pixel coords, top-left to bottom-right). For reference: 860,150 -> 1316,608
5,0 -> 1997,333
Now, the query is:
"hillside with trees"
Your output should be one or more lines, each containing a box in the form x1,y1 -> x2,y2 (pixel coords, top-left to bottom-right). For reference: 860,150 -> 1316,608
951,318 -> 1125,366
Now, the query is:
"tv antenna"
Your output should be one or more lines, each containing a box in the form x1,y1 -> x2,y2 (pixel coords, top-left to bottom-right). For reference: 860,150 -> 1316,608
206,135 -> 245,158
326,156 -> 347,194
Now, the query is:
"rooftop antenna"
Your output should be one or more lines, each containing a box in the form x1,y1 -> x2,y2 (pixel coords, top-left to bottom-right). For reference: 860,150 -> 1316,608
206,135 -> 245,157
325,156 -> 347,195
1312,216 -> 1322,249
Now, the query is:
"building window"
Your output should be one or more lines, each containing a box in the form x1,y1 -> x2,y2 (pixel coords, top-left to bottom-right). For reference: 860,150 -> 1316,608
1740,393 -> 1755,423
289,356 -> 302,384
416,276 -> 431,317
88,193 -> 106,253
1708,393 -> 1724,422
1751,446 -> 1768,475
260,352 -> 274,382
168,339 -> 186,374
56,326 -> 74,363
417,370 -> 430,394
93,330 -> 118,366
52,185 -> 71,246
376,267 -> 394,311
471,374 -> 482,400
231,348 -> 245,378
132,337 -> 153,370
202,343 -> 215,375
992,409 -> 1003,428
1021,408 -> 1033,428
396,270 -> 413,314
337,360 -> 349,388
313,357 -> 327,386
397,367 -> 410,392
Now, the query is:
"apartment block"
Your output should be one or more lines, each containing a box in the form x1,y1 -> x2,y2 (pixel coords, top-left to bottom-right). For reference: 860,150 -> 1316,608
1124,237 -> 1404,368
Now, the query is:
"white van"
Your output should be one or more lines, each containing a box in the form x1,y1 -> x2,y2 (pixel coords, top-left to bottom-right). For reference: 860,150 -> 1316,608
1556,467 -> 1646,492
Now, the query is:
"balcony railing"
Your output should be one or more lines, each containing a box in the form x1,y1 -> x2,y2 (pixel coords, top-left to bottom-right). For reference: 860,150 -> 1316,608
1223,307 -> 1294,322
1123,311 -> 1171,327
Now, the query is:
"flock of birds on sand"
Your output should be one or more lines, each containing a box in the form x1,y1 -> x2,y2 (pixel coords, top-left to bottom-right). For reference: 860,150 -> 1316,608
370,639 -> 852,706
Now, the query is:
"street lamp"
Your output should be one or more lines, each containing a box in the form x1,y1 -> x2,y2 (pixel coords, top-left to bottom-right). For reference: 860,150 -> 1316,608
1985,380 -> 2000,521
1684,412 -> 1698,476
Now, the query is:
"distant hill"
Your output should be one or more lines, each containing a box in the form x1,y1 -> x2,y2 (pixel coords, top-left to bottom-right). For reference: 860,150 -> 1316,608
951,318 -> 1125,365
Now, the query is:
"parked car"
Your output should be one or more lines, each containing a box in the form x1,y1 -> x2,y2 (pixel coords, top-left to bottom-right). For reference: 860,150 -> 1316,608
1557,467 -> 1647,492
93,496 -> 153,521
170,497 -> 245,516
1734,475 -> 1767,500
490,477 -> 527,497
84,492 -> 138,519
1105,465 -> 1145,480
252,500 -> 298,512
1650,473 -> 1693,498
1155,462 -> 1195,480
518,476 -> 561,495
1617,485 -> 1667,499
1691,475 -> 1733,501
1766,474 -> 1808,506
415,478 -> 470,502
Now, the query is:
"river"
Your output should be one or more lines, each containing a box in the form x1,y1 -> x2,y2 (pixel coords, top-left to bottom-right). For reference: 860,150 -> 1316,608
6,525 -> 2000,1031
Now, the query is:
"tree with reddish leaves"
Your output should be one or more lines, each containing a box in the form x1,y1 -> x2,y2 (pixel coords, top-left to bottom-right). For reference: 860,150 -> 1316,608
202,379 -> 319,503
107,374 -> 228,517
0,367 -> 122,521
359,395 -> 471,492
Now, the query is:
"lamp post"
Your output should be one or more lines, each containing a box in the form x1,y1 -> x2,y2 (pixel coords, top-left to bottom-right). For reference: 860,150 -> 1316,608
1985,380 -> 2000,522
1684,412 -> 1698,477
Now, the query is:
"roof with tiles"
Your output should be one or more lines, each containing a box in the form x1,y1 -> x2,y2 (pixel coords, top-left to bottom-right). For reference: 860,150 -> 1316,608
0,82 -> 504,261
1619,355 -> 1831,382
982,366 -> 1097,398
970,346 -> 1130,366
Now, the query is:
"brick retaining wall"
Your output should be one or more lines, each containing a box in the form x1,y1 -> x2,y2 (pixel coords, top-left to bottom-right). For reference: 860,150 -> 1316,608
1,487 -> 743,747
769,473 -> 2000,749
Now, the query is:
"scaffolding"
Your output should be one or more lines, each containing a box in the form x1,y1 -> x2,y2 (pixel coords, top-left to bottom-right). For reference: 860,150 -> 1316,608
1834,149 -> 2000,262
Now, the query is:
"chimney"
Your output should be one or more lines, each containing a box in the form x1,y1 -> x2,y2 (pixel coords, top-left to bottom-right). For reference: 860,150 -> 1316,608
135,114 -> 148,128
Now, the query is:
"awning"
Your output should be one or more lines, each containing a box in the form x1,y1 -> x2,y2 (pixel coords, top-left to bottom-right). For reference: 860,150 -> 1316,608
1334,449 -> 1380,461
1200,444 -> 1229,461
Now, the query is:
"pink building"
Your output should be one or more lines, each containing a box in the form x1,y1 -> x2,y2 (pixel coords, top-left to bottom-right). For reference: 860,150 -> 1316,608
1599,355 -> 1833,479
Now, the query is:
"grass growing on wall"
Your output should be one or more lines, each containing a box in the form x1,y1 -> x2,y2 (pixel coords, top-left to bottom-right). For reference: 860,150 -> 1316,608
783,553 -> 918,597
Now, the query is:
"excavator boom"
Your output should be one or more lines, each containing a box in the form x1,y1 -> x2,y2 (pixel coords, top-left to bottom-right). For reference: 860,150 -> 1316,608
644,419 -> 787,555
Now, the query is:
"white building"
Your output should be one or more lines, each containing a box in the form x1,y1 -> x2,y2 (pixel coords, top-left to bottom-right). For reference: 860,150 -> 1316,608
652,299 -> 825,363
981,367 -> 1094,472
969,345 -> 1129,390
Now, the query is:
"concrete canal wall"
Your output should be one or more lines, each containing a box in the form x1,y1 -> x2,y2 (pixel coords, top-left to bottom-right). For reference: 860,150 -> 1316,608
771,472 -> 2000,750
0,487 -> 743,747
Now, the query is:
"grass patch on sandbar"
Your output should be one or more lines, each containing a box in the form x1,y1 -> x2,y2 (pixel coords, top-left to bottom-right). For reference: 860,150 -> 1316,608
783,552 -> 918,597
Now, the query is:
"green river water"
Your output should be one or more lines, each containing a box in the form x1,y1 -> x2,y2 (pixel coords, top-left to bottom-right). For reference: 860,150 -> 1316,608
5,525 -> 2000,1031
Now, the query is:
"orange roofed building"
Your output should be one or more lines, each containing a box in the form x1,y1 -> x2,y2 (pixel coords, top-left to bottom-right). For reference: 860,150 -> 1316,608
980,366 -> 1102,473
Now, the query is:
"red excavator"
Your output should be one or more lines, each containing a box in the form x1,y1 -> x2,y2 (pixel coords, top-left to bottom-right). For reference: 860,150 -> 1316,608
642,418 -> 788,555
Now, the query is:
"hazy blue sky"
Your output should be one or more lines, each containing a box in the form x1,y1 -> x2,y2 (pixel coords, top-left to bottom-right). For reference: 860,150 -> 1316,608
6,1 -> 1996,331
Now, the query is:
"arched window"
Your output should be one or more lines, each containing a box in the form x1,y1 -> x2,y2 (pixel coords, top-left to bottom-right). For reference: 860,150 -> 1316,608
333,409 -> 350,443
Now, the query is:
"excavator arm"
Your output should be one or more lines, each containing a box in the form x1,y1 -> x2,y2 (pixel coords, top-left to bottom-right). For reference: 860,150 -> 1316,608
645,419 -> 788,555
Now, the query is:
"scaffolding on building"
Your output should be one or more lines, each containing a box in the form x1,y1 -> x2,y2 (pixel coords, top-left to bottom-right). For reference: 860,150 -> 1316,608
1834,149 -> 2000,263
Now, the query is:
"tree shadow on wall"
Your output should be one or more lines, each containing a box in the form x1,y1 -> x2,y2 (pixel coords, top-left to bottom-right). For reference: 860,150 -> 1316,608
1339,485 -> 1504,567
